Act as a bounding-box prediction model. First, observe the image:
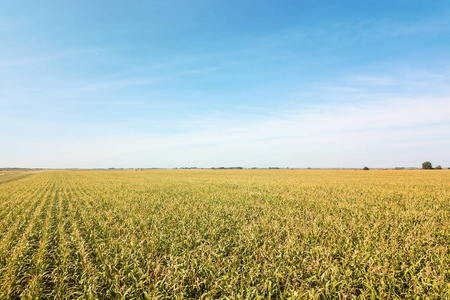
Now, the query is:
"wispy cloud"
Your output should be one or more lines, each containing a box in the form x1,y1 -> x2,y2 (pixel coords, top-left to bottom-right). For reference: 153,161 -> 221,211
5,93 -> 448,168
0,48 -> 101,66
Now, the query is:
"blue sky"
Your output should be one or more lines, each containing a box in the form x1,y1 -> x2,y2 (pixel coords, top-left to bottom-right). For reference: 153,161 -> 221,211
1,0 -> 450,168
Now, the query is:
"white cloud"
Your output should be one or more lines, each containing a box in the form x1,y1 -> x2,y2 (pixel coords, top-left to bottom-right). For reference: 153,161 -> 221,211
3,94 -> 448,169
0,48 -> 101,66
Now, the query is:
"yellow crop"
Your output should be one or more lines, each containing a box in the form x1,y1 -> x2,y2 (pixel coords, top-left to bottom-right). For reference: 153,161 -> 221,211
0,170 -> 449,298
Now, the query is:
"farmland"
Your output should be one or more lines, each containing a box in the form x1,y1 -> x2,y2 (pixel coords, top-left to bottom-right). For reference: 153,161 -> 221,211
0,170 -> 449,299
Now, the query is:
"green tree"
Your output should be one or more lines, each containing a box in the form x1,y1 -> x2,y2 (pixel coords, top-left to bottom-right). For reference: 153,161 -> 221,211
422,161 -> 433,169
363,166 -> 369,170
435,165 -> 442,169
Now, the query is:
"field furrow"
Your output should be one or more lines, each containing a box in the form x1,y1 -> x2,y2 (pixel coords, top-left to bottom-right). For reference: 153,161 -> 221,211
21,183 -> 61,298
65,178 -> 103,298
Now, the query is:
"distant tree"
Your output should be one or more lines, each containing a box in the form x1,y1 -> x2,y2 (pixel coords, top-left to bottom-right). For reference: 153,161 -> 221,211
435,165 -> 442,169
422,161 -> 433,169
363,166 -> 369,170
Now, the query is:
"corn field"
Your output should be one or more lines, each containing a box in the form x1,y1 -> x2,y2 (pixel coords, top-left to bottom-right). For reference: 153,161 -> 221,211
0,169 -> 449,299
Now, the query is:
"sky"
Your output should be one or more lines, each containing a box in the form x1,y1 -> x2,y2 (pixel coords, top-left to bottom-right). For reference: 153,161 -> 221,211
1,0 -> 450,168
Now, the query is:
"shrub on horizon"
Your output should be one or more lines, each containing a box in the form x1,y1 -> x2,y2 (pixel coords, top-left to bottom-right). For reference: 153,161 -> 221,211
422,161 -> 433,169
